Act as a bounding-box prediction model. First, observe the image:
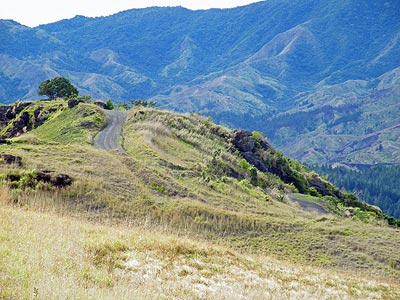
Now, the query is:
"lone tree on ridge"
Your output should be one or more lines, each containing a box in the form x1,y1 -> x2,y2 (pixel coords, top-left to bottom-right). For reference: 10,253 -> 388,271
38,77 -> 78,99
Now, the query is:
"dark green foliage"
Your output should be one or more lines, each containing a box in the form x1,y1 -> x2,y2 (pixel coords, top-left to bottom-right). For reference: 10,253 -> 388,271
117,103 -> 131,110
38,77 -> 79,99
104,99 -> 114,110
309,187 -> 321,197
130,100 -> 156,108
314,164 -> 400,219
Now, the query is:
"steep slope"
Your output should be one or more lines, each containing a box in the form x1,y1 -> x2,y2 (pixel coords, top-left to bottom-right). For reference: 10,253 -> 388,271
261,67 -> 400,165
1,101 -> 399,284
2,0 -> 398,165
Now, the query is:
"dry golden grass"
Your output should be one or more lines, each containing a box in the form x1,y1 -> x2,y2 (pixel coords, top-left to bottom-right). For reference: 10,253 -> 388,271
0,184 -> 11,205
1,205 -> 399,300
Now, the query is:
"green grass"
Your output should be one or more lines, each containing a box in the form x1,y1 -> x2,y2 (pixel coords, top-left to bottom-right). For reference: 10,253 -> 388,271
1,100 -> 105,145
30,102 -> 105,144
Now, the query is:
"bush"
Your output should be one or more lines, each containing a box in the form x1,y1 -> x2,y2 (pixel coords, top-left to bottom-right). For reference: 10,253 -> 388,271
104,99 -> 114,110
251,131 -> 264,141
309,187 -> 321,197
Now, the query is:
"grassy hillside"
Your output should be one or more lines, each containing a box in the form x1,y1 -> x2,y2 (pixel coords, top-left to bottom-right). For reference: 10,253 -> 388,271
1,100 -> 400,298
1,204 -> 399,300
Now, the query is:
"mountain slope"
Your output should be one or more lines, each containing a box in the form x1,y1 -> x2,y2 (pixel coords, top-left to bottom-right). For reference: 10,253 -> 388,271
260,68 -> 400,165
0,0 -> 399,165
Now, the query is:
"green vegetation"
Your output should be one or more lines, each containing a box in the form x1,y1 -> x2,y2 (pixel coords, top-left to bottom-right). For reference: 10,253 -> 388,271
0,100 -> 105,144
38,77 -> 79,99
104,99 -> 114,110
314,164 -> 400,219
130,99 -> 156,108
1,101 -> 400,298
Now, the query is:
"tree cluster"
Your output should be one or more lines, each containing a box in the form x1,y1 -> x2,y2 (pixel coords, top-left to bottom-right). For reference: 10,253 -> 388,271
314,164 -> 400,219
38,77 -> 78,99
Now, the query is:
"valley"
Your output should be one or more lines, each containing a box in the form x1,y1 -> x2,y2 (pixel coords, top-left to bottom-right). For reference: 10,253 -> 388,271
1,0 -> 399,165
1,1 -> 399,298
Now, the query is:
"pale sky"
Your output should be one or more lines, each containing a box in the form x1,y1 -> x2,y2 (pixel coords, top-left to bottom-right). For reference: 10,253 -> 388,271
1,0 -> 262,27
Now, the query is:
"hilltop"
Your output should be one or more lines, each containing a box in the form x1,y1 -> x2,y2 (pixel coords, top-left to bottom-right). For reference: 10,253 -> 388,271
1,0 -> 399,165
1,99 -> 400,299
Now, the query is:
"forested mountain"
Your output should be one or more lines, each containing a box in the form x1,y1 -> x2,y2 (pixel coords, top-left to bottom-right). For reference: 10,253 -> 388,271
0,0 -> 399,165
314,164 -> 400,219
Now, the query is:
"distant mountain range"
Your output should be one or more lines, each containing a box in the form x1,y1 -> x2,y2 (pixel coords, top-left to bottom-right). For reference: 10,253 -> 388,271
1,0 -> 399,165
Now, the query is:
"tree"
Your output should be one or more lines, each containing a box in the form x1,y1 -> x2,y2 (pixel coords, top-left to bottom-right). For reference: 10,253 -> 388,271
38,77 -> 78,99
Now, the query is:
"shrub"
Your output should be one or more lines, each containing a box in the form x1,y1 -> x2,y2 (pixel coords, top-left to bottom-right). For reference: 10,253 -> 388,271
309,187 -> 321,197
251,131 -> 264,141
104,99 -> 114,110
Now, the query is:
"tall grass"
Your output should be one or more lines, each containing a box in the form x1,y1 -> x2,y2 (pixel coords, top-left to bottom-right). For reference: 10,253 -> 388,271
1,205 -> 399,300
0,184 -> 11,205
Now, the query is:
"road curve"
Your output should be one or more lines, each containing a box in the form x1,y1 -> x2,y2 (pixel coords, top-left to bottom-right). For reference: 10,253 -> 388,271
95,110 -> 126,150
288,194 -> 328,215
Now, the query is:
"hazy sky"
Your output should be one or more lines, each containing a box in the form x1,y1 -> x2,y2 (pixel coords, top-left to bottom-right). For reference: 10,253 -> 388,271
1,0 -> 262,27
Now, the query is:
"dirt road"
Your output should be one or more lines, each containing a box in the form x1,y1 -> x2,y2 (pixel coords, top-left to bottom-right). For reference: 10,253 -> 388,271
95,110 -> 126,150
288,194 -> 328,215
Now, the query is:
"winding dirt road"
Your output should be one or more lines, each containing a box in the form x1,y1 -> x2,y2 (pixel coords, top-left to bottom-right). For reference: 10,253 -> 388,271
95,110 -> 126,150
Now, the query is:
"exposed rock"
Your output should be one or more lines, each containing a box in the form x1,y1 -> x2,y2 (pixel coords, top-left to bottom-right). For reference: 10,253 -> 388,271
0,137 -> 11,145
343,210 -> 353,218
210,125 -> 231,140
36,171 -> 52,183
5,111 -> 31,138
0,106 -> 11,127
1,102 -> 63,139
309,177 -> 342,198
233,130 -> 269,172
1,103 -> 32,135
51,174 -> 73,188
68,99 -> 84,108
94,101 -> 106,109
1,154 -> 22,166
79,121 -> 96,128
233,130 -> 256,153
241,152 -> 268,172
33,106 -> 44,126
5,173 -> 21,182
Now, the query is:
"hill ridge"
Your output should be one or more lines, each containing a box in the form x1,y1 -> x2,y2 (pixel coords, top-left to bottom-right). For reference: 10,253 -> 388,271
0,100 -> 400,295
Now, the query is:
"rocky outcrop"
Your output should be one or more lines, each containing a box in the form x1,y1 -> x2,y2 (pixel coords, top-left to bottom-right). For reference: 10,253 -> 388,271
0,102 -> 31,128
3,169 -> 73,189
309,177 -> 342,198
51,174 -> 73,188
0,154 -> 22,166
0,102 -> 63,139
1,153 -> 73,189
68,99 -> 84,108
93,101 -> 106,109
232,130 -> 270,172
6,111 -> 31,137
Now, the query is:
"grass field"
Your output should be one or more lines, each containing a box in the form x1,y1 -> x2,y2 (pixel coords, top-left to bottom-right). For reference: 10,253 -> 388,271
1,203 -> 399,300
